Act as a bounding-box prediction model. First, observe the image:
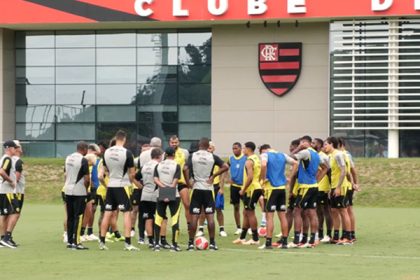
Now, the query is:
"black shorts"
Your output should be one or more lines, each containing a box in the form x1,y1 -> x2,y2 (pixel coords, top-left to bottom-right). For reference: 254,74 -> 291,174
61,191 -> 67,204
139,200 -> 156,220
265,189 -> 286,212
330,189 -> 349,209
294,187 -> 318,210
87,189 -> 96,203
347,189 -> 354,206
0,193 -> 22,215
104,187 -> 132,212
317,191 -> 330,206
243,189 -> 263,211
190,189 -> 215,215
156,198 -> 181,225
96,194 -> 106,212
177,183 -> 188,192
288,196 -> 296,210
230,185 -> 241,205
131,188 -> 141,206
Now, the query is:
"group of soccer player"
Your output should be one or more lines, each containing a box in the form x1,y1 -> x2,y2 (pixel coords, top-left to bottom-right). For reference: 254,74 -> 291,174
60,130 -> 359,251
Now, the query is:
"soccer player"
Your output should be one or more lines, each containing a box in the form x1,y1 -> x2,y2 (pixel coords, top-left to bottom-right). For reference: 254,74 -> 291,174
99,130 -> 141,251
184,137 -> 228,251
153,147 -> 182,252
289,136 -> 323,248
63,141 -> 90,250
323,137 -> 352,245
338,137 -> 360,242
137,147 -> 162,248
312,138 -> 333,243
0,140 -> 18,248
233,142 -> 263,246
259,144 -> 298,249
227,142 -> 247,235
168,135 -> 191,235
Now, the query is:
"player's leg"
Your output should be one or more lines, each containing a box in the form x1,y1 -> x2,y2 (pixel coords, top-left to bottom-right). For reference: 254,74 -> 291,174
81,198 -> 92,240
244,190 -> 261,245
330,191 -> 342,243
323,198 -> 333,242
305,188 -> 319,246
169,198 -> 182,250
154,201 -> 166,251
204,190 -> 217,248
230,186 -> 241,234
347,190 -> 356,241
188,190 -> 201,249
74,196 -> 87,249
292,190 -> 304,246
234,194 -> 250,244
178,185 -> 191,234
65,196 -> 76,247
263,189 -> 275,248
87,192 -> 98,240
258,195 -> 266,227
196,212 -> 206,237
62,192 -> 68,243
317,192 -> 325,240
214,185 -> 226,236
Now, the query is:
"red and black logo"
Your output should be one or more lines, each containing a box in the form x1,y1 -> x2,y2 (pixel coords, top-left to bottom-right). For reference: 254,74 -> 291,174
258,43 -> 302,97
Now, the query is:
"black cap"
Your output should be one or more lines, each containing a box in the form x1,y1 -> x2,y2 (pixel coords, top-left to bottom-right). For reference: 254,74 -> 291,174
3,140 -> 17,149
165,147 -> 176,157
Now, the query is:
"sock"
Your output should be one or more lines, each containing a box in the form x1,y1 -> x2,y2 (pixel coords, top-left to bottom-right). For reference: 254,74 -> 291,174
188,238 -> 194,245
210,238 -> 215,245
148,236 -> 154,245
261,213 -> 267,224
327,229 -> 332,237
220,226 -> 225,232
161,236 -> 167,244
114,231 -> 121,238
294,231 -> 301,244
319,229 -> 324,239
281,236 -> 288,246
4,232 -> 12,241
237,225 -> 241,229
309,233 -> 316,244
301,233 -> 308,244
100,236 -> 105,243
87,228 -> 93,235
240,228 -> 248,240
131,227 -> 135,231
125,237 -> 131,245
265,237 -> 272,247
252,229 -> 259,242
80,227 -> 86,236
334,230 -> 340,240
198,226 -> 204,232
351,231 -> 356,239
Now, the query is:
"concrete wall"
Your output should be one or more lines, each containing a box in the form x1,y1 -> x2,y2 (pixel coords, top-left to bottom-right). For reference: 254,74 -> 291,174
211,22 -> 329,156
0,29 -> 15,143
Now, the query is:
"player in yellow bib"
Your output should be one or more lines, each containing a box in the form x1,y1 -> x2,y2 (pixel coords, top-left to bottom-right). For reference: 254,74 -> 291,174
234,142 -> 262,245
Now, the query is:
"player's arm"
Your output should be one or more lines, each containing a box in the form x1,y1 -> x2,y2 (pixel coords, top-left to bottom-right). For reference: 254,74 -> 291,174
171,164 -> 181,188
183,156 -> 192,188
81,158 -> 91,189
349,158 -> 360,191
126,151 -> 141,188
0,157 -> 15,188
15,159 -> 23,183
288,162 -> 298,198
209,155 -> 229,181
98,158 -> 108,187
317,162 -> 329,182
240,159 -> 254,195
153,165 -> 165,188
259,153 -> 268,184
334,153 -> 346,196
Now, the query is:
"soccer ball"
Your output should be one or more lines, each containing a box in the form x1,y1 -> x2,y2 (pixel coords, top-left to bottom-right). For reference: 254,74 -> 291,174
195,236 -> 209,250
258,227 -> 267,237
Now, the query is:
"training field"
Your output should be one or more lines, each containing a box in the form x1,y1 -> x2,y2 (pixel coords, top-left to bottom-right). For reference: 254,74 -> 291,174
0,204 -> 419,280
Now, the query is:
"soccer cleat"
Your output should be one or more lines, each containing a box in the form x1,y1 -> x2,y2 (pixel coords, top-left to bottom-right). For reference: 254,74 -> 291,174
279,243 -> 288,249
219,230 -> 228,237
105,232 -> 113,239
209,243 -> 218,251
74,244 -> 89,250
329,239 -> 340,245
195,230 -> 204,237
275,233 -> 282,238
160,240 -> 172,249
63,232 -> 68,243
243,239 -> 259,246
105,237 -> 114,243
234,228 -> 242,235
0,239 -> 17,249
9,238 -> 19,247
320,236 -> 331,243
130,230 -> 135,238
124,244 -> 140,251
66,243 -> 73,249
336,238 -> 353,246
153,245 -> 161,252
148,243 -> 155,249
287,242 -> 300,249
99,242 -> 109,250
87,234 -> 99,241
138,238 -> 145,245
80,235 -> 88,242
258,244 -> 273,250
114,235 -> 125,242
232,238 -> 246,245
170,244 -> 182,252
187,243 -> 195,251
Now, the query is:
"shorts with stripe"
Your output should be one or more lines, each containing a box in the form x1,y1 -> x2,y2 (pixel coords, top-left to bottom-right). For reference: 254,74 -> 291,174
0,193 -> 22,215
104,187 -> 132,212
265,188 -> 286,212
242,189 -> 263,211
294,187 -> 318,210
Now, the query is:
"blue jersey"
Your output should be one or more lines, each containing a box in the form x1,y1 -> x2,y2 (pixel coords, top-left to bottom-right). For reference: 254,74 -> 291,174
265,151 -> 287,187
297,148 -> 320,185
91,158 -> 100,190
229,154 -> 247,186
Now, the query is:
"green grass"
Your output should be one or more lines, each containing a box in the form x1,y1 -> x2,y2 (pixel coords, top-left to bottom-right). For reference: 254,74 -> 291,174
22,158 -> 420,207
0,204 -> 420,280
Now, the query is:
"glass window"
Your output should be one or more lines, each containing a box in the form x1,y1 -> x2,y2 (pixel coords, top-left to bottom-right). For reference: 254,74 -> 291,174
56,85 -> 96,105
178,65 -> 211,83
178,32 -> 211,47
56,67 -> 95,84
16,105 -> 55,123
137,48 -> 178,65
16,123 -> 55,140
138,105 -> 178,122
16,49 -> 55,66
179,47 -> 211,65
97,84 -> 137,104
179,105 -> 210,122
56,31 -> 95,48
57,124 -> 95,140
138,122 -> 177,141
96,123 -> 138,151
16,67 -> 55,85
137,33 -> 178,47
56,142 -> 79,157
137,84 -> 177,105
56,49 -> 95,66
16,85 -> 55,105
400,131 -> 420,157
97,48 -> 136,66
179,84 -> 211,105
179,123 -> 210,140
137,66 -> 177,83
96,31 -> 136,47
97,66 -> 136,84
97,106 -> 136,122
56,105 -> 95,122
16,31 -> 54,49
21,142 -> 55,157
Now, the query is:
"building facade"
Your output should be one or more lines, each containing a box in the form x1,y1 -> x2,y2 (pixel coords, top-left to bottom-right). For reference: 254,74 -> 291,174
1,0 -> 420,158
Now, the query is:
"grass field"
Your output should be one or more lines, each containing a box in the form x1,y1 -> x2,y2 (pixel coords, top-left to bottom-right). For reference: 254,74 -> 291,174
0,204 -> 419,280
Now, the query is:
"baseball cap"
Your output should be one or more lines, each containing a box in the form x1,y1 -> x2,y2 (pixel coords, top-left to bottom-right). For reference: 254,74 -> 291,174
165,147 -> 176,157
13,140 -> 21,148
3,140 -> 17,149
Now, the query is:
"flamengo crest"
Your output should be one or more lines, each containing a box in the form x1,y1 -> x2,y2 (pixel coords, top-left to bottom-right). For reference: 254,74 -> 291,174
258,42 -> 302,97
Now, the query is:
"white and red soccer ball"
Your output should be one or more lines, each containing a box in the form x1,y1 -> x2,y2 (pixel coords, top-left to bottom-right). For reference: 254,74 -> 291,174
195,236 -> 209,250
258,227 -> 267,237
